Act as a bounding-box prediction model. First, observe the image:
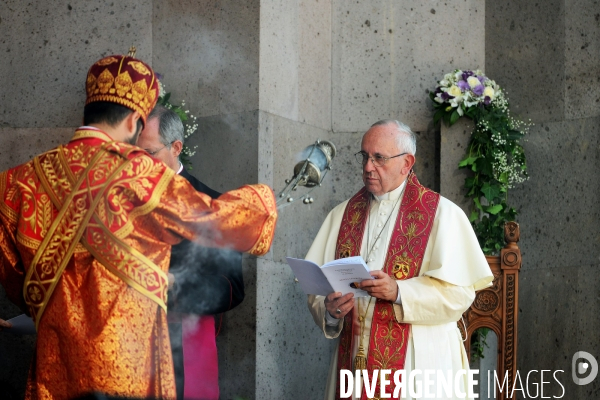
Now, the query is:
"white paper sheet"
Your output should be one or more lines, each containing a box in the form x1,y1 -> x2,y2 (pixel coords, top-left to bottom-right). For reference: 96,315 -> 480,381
286,256 -> 372,296
4,314 -> 36,335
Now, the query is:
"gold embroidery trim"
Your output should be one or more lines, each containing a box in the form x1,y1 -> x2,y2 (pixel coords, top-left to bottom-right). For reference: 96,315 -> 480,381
26,148 -> 110,328
57,145 -> 78,188
0,171 -> 18,224
82,221 -> 167,312
18,137 -> 170,327
16,230 -> 86,253
247,184 -> 277,256
113,164 -> 174,239
71,129 -> 113,142
35,144 -> 169,318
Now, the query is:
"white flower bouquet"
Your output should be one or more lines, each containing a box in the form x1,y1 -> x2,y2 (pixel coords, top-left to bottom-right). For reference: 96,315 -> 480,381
430,69 -> 529,255
431,69 -> 506,125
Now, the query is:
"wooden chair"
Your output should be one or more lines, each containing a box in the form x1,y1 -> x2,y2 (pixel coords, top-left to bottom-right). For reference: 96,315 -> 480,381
459,222 -> 522,399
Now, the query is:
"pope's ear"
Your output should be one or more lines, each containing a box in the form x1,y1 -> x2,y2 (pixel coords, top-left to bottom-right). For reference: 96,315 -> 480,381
403,154 -> 416,175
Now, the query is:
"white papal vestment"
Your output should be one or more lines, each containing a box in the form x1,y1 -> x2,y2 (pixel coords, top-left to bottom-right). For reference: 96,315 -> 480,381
306,181 -> 493,400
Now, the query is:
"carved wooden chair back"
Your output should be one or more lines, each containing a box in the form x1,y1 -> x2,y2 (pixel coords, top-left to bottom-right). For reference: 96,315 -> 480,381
459,222 -> 521,400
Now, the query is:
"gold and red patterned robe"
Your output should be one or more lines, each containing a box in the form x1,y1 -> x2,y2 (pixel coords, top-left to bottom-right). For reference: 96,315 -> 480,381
0,128 -> 277,400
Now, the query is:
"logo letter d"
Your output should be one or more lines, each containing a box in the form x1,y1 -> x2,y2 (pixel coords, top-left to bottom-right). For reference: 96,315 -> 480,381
572,351 -> 598,386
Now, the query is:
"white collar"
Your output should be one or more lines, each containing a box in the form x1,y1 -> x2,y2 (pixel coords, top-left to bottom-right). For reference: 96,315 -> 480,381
78,126 -> 102,131
373,179 -> 407,203
176,162 -> 184,175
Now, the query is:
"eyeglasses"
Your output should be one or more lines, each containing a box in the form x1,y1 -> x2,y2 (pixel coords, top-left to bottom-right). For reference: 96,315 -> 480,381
145,142 -> 173,156
354,151 -> 407,167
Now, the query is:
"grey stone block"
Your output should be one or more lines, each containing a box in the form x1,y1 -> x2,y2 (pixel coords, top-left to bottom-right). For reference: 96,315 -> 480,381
152,0 -> 224,117
518,267 -> 580,398
259,0 -> 332,131
328,131 -> 365,205
565,0 -> 600,120
509,117 -> 600,271
0,0 -> 153,128
256,259 -> 336,398
413,122 -> 439,192
220,0 -> 260,115
259,0 -> 299,122
440,119 -> 474,214
152,0 -> 260,118
185,111 -> 260,192
297,0 -> 332,131
0,128 -> 74,170
332,0 -> 484,133
485,0 -> 565,123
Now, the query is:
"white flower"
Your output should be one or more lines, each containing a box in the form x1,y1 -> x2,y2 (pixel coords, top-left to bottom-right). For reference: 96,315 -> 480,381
483,86 -> 495,99
467,76 -> 481,89
464,99 -> 479,108
448,85 -> 462,97
449,96 -> 464,110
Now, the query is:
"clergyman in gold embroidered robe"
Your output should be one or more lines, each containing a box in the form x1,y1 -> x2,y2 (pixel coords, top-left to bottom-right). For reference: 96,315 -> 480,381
0,128 -> 277,399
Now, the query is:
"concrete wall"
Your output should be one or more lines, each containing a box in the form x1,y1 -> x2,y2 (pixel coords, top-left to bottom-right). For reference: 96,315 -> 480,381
255,1 -> 336,397
486,0 -> 599,397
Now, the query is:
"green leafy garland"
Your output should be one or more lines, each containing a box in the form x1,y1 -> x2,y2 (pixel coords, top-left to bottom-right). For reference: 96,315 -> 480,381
157,81 -> 198,169
430,70 -> 529,255
470,327 -> 491,361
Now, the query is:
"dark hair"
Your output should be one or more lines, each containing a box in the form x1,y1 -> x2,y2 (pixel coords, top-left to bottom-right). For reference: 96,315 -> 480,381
83,101 -> 133,126
83,102 -> 143,133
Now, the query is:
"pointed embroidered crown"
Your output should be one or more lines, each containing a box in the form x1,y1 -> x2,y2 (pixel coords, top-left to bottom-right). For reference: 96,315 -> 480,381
85,54 -> 159,125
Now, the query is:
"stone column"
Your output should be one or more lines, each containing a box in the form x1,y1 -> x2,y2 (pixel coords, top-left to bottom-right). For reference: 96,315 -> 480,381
153,0 -> 336,397
440,119 -> 476,214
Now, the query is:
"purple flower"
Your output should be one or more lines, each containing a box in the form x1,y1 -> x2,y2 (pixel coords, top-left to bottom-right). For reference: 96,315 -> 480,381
457,80 -> 470,92
156,72 -> 164,80
441,92 -> 452,100
473,84 -> 485,96
477,75 -> 486,83
484,96 -> 491,105
462,70 -> 474,81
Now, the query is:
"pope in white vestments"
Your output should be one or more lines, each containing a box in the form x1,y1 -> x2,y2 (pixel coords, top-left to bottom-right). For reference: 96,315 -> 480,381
306,120 -> 493,400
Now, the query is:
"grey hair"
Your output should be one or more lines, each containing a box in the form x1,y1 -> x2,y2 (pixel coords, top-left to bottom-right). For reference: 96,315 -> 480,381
370,119 -> 417,155
148,105 -> 185,147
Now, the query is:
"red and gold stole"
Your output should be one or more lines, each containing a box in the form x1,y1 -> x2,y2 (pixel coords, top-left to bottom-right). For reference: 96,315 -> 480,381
334,172 -> 440,400
18,129 -> 173,329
